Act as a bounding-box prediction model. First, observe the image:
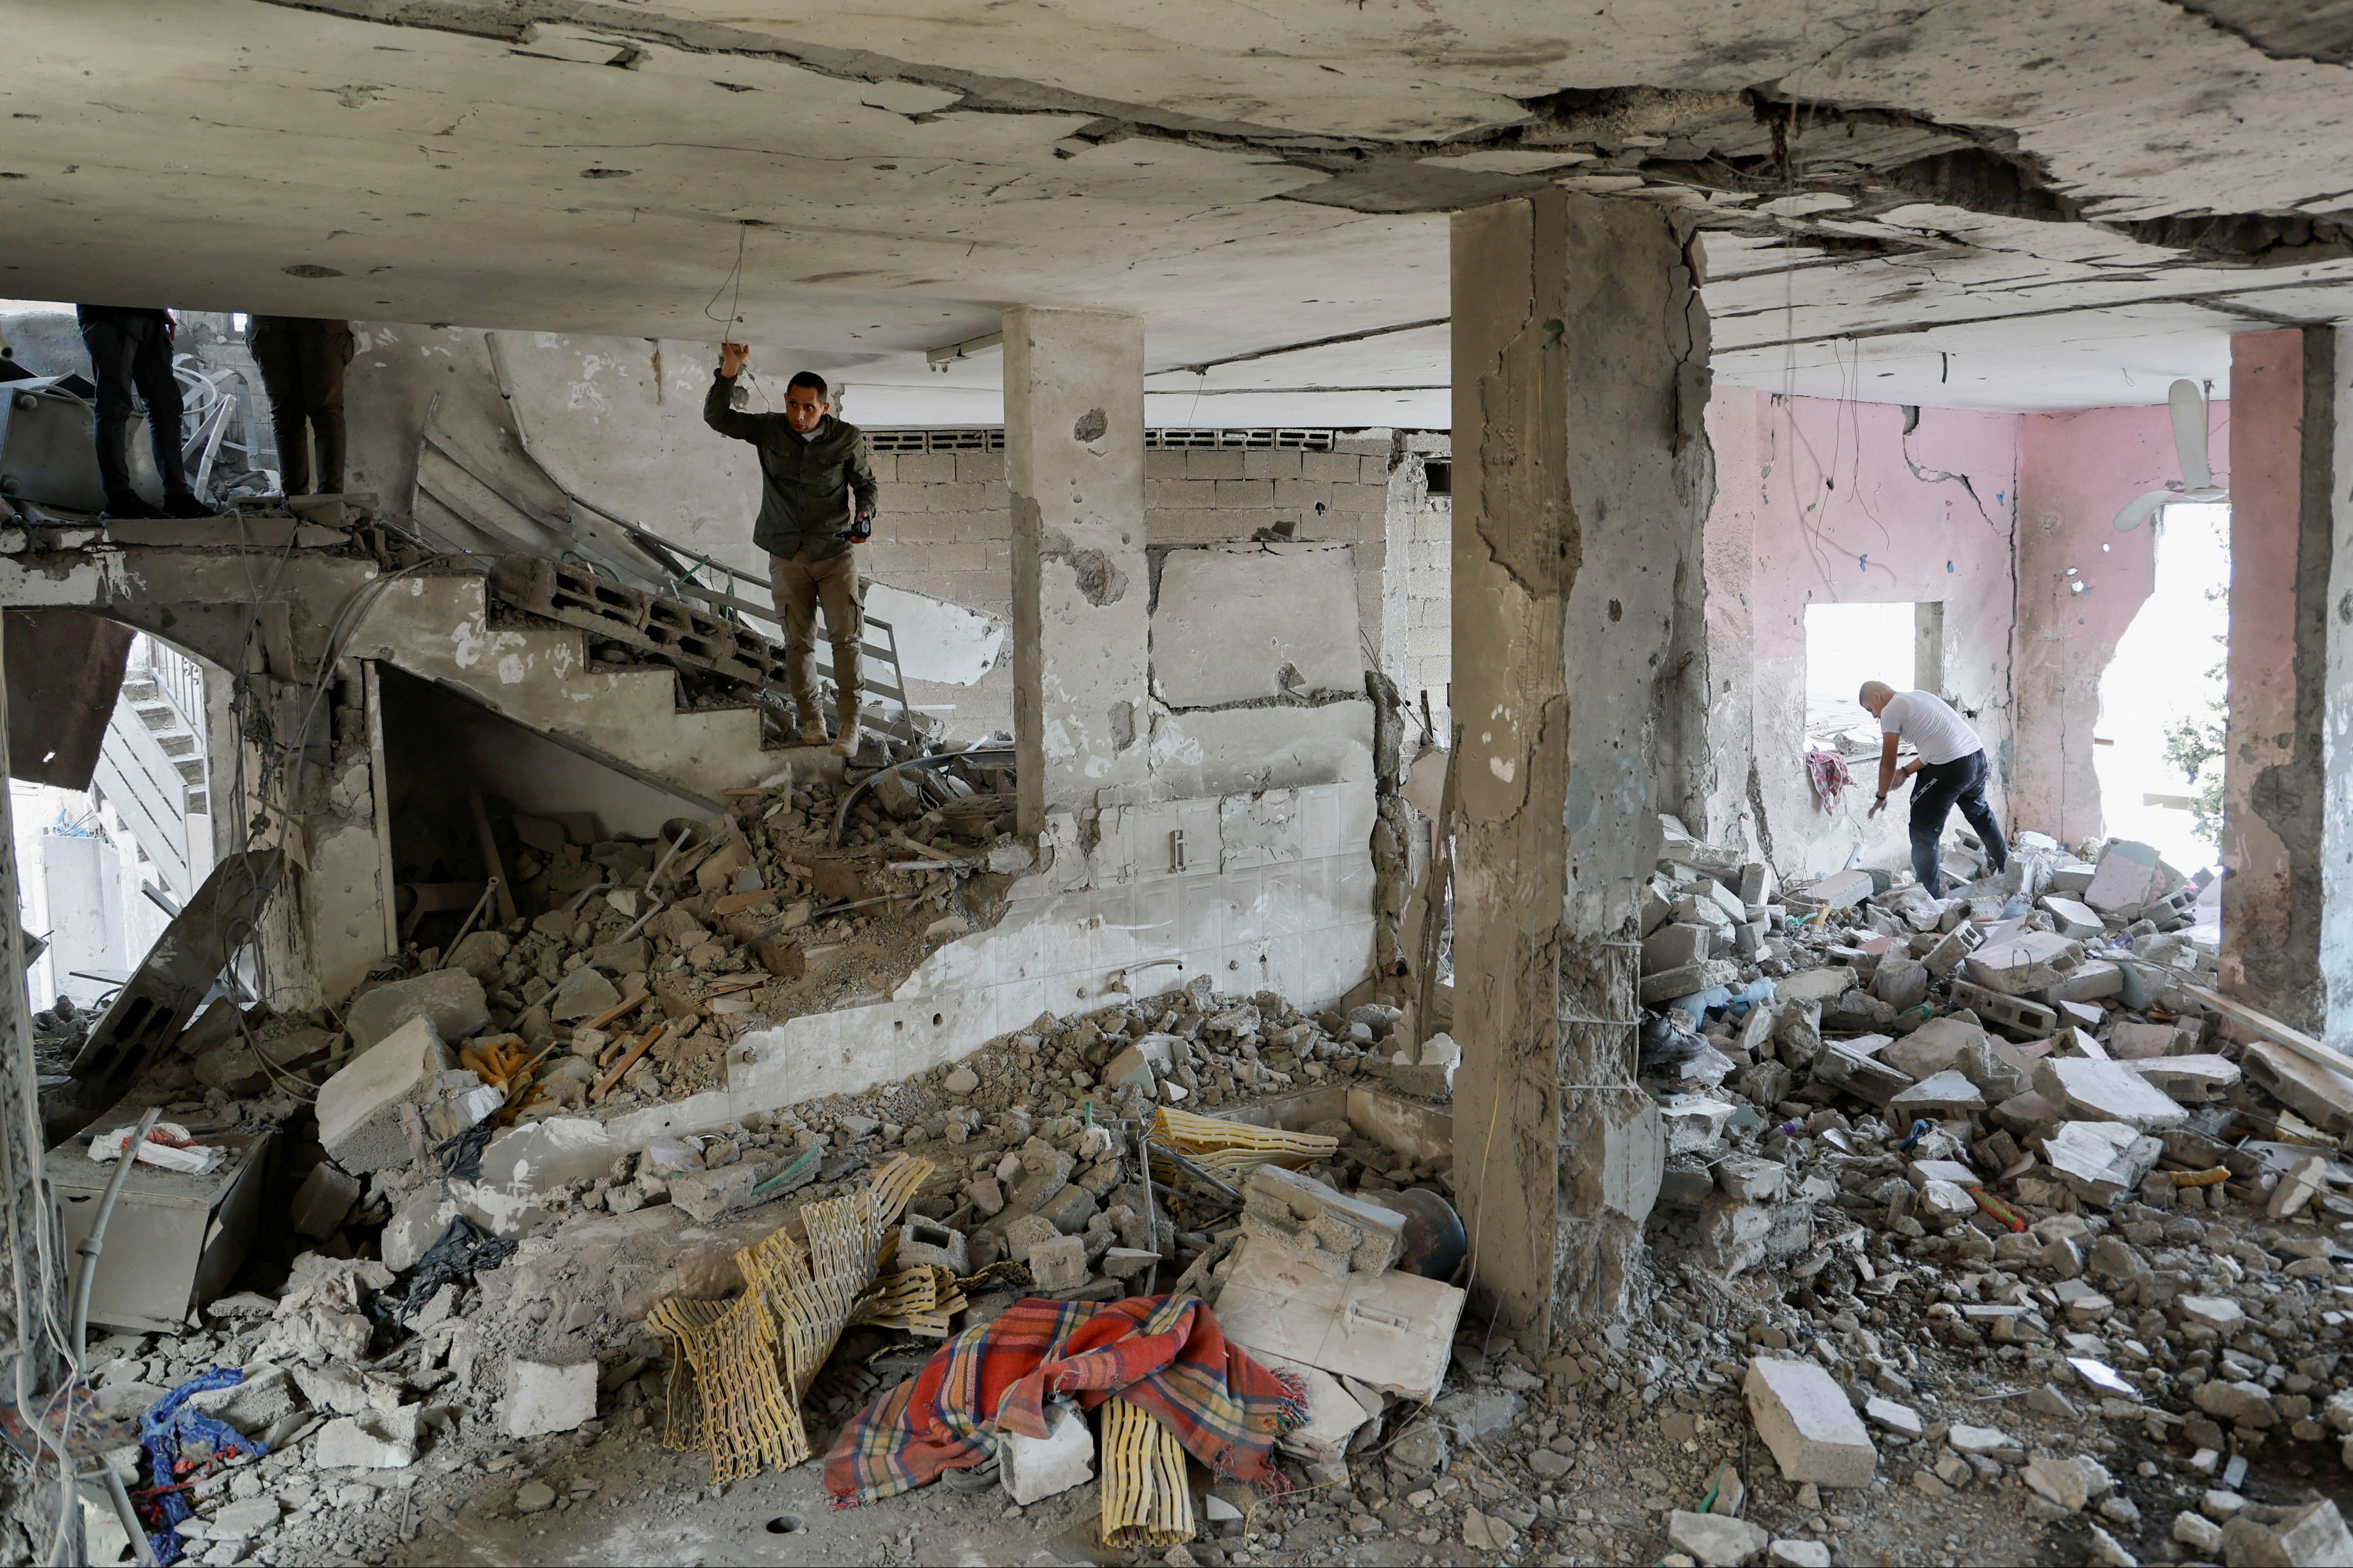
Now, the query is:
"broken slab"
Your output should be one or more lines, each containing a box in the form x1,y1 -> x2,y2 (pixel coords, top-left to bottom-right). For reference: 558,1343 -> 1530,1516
1243,1165 -> 1406,1276
314,1015 -> 454,1175
2033,1057 -> 2190,1132
289,1161 -> 361,1240
1888,1070 -> 1985,1118
1881,1015 -> 1989,1082
1744,1356 -> 1877,1488
2039,897 -> 2106,939
343,968 -> 489,1054
314,1408 -> 420,1470
1216,1232 -> 1465,1403
2039,1121 -> 2163,1204
2242,1040 -> 2353,1136
1640,959 -> 1740,1006
2128,1055 -> 2241,1104
1792,871 -> 1873,910
2084,840 -> 2166,917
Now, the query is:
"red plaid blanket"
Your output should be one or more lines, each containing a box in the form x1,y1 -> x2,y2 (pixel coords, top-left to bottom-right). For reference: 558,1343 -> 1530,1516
823,1293 -> 1305,1508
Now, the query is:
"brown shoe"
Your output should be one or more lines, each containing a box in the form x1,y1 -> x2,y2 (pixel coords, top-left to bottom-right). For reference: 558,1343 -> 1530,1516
797,719 -> 827,747
831,724 -> 861,758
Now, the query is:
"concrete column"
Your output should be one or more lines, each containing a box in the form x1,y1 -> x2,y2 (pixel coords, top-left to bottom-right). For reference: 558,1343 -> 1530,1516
1699,386 -> 1761,855
2222,329 -> 2350,1037
1449,190 -> 1710,1342
1003,307 -> 1151,842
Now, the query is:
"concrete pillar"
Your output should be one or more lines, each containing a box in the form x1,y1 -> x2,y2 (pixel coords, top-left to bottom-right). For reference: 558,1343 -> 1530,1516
2222,328 -> 2352,1038
1449,190 -> 1711,1342
1002,307 -> 1151,842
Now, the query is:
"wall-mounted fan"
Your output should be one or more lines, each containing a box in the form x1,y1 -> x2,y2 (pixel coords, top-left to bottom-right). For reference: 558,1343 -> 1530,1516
2114,378 -> 2226,530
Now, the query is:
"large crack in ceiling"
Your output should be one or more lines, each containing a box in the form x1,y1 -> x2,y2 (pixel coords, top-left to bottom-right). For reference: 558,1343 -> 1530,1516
7,0 -> 2352,417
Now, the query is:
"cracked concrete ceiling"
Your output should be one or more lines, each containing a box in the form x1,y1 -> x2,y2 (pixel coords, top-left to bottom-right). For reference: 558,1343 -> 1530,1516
4,0 -> 2352,421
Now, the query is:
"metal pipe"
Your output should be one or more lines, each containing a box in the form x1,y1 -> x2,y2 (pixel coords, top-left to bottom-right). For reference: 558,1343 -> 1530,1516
443,877 -> 502,954
91,1465 -> 158,1567
72,1108 -> 160,1369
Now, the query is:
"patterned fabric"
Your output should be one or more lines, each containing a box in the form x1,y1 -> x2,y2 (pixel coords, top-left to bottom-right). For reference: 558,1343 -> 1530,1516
823,1293 -> 1305,1509
1807,747 -> 1855,809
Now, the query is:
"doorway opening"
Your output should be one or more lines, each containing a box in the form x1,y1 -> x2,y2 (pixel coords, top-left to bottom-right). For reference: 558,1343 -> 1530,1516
2093,501 -> 2229,874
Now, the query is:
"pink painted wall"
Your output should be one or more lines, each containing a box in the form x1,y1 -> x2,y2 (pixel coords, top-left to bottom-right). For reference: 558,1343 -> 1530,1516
2012,400 -> 2228,845
1704,389 -> 2021,879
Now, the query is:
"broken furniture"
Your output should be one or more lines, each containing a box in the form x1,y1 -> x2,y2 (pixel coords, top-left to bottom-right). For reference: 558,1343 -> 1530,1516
49,1119 -> 274,1333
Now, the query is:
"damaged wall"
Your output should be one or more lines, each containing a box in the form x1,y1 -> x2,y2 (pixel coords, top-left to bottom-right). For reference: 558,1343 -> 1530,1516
1700,389 -> 2020,879
337,322 -> 1405,743
2011,401 -> 2223,846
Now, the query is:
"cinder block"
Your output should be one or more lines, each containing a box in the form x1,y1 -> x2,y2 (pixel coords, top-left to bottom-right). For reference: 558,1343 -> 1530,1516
1002,1401 -> 1094,1504
290,1161 -> 362,1239
1026,1233 -> 1088,1290
502,1359 -> 597,1439
1641,923 -> 1713,974
1744,1357 -> 1878,1487
895,1221 -> 969,1274
2033,1056 -> 2190,1132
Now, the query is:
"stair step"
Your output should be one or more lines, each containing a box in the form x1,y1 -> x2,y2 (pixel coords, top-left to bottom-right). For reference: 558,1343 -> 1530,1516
133,704 -> 180,732
158,734 -> 197,757
119,678 -> 161,701
173,760 -> 205,783
184,792 -> 207,815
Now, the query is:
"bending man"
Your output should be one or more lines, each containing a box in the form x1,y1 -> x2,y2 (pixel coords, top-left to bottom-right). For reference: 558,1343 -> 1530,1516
1860,681 -> 2008,896
704,345 -> 878,756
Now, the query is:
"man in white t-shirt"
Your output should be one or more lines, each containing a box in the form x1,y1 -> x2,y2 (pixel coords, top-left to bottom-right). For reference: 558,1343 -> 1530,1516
1858,681 -> 2009,896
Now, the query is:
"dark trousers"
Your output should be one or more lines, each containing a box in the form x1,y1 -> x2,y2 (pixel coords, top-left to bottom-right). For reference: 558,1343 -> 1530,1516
78,315 -> 188,502
249,318 -> 352,495
1909,749 -> 2008,896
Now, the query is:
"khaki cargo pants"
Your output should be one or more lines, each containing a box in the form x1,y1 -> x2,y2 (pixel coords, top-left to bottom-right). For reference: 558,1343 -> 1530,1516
770,547 -> 863,734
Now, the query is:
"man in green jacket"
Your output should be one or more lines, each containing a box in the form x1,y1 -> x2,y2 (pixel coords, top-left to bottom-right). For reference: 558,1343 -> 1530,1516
705,343 -> 878,755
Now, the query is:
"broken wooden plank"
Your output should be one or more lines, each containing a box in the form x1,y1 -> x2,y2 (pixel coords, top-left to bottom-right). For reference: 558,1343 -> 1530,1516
592,1023 -> 664,1101
2183,983 -> 2352,1083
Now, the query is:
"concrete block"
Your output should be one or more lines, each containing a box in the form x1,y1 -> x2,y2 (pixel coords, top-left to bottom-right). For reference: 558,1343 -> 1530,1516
1809,1041 -> 1913,1107
314,1408 -> 419,1469
1640,881 -> 1674,936
1872,958 -> 1929,1011
187,1366 -> 297,1439
1713,1155 -> 1788,1203
548,965 -> 621,1023
1001,1401 -> 1094,1505
290,1161 -> 362,1239
1883,1015 -> 1988,1082
1743,1356 -> 1877,1487
1244,1165 -> 1406,1275
895,1221 -> 969,1274
2106,1020 -> 2176,1059
1668,1509 -> 1770,1567
2042,960 -> 2123,1003
2084,840 -> 2163,917
1888,1070 -> 1985,1118
1026,1233 -> 1088,1290
1694,1193 -> 1813,1277
1779,968 -> 1855,1005
1963,931 -> 2083,996
1794,871 -> 1873,909
314,1015 -> 453,1175
2242,1041 -> 2353,1136
2039,1120 -> 2163,1203
382,1186 -> 456,1273
344,968 -> 489,1054
2039,897 -> 2106,939
2129,1054 -> 2241,1103
1946,980 -> 2057,1038
502,1359 -> 597,1439
1643,922 -> 1713,974
1921,922 -> 1982,980
2218,1501 -> 2353,1567
2033,1057 -> 2190,1132
1640,959 -> 1740,1005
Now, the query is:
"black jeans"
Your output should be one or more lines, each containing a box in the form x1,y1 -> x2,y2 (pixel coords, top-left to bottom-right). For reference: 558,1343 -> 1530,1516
1909,749 -> 2007,896
249,316 -> 352,495
78,313 -> 190,502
